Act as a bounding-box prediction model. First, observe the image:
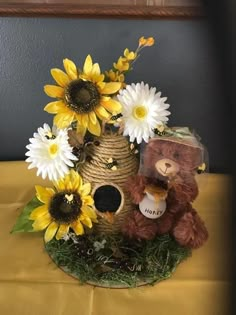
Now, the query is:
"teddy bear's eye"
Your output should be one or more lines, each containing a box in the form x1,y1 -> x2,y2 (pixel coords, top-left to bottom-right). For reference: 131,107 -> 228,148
173,152 -> 180,159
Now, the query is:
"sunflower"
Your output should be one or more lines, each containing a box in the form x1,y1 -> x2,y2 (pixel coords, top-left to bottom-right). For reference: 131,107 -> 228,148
44,56 -> 122,136
29,170 -> 97,243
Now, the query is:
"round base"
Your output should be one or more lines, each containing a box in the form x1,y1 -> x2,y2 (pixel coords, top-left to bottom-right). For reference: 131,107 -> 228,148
45,233 -> 191,288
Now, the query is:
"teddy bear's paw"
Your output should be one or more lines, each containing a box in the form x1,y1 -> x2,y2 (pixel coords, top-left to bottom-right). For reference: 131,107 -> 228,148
121,210 -> 158,241
173,210 -> 208,249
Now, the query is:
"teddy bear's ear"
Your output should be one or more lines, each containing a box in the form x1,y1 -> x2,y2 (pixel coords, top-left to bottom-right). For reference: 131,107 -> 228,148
138,140 -> 165,179
144,138 -> 163,152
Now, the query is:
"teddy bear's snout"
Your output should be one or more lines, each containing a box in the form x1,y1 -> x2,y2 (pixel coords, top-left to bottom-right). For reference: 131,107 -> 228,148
155,158 -> 180,177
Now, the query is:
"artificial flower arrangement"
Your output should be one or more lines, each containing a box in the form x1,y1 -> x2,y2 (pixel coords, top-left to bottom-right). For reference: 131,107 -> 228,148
12,36 -> 209,288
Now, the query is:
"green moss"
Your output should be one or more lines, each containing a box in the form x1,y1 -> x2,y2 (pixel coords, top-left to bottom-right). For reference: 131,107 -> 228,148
45,233 -> 191,288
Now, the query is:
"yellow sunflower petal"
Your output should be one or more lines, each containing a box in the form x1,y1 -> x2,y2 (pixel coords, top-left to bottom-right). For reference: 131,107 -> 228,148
87,118 -> 101,136
35,185 -> 54,204
76,122 -> 87,137
79,183 -> 91,196
101,96 -> 110,102
54,170 -> 83,192
94,110 -> 105,121
51,68 -> 70,87
29,205 -> 48,220
44,85 -> 64,98
82,195 -> 94,206
63,58 -> 78,80
81,114 -> 89,128
91,73 -> 105,83
80,216 -> 92,228
91,63 -> 101,76
70,171 -> 82,191
53,113 -> 74,129
76,115 -> 86,135
83,55 -> 93,74
71,220 -> 84,235
78,74 -> 88,82
101,98 -> 122,113
44,101 -> 73,115
88,111 -> 97,125
96,81 -> 106,91
71,169 -> 81,178
32,213 -> 51,231
56,105 -> 74,115
59,174 -> 70,189
65,172 -> 74,186
95,106 -> 110,120
44,100 -> 65,114
66,181 -> 73,191
100,82 -> 121,95
56,224 -> 70,240
91,217 -> 98,223
72,177 -> 82,191
54,179 -> 66,191
81,205 -> 97,219
44,221 -> 58,243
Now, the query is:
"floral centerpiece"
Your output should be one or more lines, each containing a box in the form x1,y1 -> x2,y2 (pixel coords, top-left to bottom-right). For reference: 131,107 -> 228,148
12,37 -> 208,288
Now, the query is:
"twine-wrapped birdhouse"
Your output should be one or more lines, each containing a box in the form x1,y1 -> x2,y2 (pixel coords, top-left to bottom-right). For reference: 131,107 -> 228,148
79,132 -> 139,234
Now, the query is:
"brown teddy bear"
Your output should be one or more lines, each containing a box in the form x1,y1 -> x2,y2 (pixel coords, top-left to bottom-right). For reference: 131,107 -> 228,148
121,129 -> 209,249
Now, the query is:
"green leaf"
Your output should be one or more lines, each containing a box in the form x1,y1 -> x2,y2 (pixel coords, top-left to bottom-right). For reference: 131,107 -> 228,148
11,196 -> 44,233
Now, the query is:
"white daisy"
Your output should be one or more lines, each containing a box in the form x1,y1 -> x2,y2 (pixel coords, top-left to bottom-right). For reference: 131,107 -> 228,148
117,82 -> 171,144
25,123 -> 77,181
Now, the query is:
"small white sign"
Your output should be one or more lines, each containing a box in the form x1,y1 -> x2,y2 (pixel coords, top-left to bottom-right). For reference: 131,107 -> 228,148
139,192 -> 166,219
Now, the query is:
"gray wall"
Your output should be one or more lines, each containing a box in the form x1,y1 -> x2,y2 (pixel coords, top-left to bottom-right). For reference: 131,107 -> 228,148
0,17 -> 230,173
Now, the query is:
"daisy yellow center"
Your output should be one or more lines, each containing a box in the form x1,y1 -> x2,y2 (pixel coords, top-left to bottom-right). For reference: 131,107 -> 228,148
49,191 -> 82,224
48,143 -> 59,158
133,105 -> 148,120
65,79 -> 100,114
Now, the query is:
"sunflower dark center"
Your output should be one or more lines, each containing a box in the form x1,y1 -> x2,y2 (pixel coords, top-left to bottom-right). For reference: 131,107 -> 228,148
49,192 -> 82,224
65,79 -> 100,114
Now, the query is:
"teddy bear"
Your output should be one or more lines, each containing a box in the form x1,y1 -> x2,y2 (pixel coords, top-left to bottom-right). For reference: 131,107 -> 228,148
121,130 -> 209,249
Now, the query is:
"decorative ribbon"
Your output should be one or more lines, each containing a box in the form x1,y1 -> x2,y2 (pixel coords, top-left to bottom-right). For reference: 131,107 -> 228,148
157,125 -> 201,142
164,127 -> 193,138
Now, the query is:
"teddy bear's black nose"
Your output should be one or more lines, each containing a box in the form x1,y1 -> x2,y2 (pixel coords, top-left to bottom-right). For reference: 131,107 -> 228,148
165,162 -> 171,168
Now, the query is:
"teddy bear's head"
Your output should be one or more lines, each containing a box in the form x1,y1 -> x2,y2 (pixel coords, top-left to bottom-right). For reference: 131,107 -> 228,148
139,136 -> 204,180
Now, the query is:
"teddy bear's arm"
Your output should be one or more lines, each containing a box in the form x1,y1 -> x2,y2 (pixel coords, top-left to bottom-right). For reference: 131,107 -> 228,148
169,172 -> 199,203
125,175 -> 146,204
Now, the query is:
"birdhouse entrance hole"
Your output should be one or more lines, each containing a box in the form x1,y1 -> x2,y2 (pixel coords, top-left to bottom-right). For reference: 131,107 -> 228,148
92,183 -> 124,214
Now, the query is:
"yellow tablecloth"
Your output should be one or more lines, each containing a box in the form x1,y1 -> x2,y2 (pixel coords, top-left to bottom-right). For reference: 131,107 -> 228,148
0,161 -> 232,315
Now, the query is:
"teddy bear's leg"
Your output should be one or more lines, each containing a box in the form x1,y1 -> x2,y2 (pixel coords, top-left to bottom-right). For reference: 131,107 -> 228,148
125,175 -> 146,204
173,208 -> 208,249
121,210 -> 158,241
155,212 -> 174,235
